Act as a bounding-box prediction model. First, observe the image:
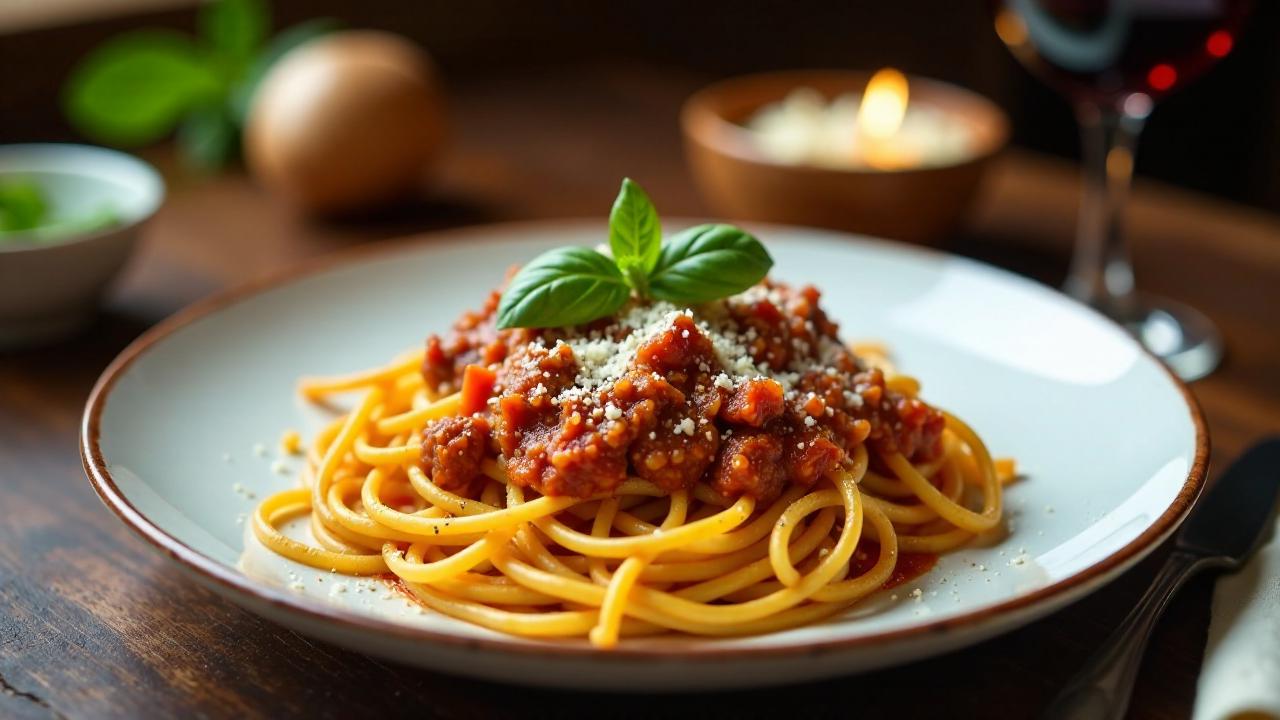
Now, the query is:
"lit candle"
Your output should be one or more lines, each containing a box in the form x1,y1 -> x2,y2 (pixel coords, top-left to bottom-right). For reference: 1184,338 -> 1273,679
746,68 -> 976,170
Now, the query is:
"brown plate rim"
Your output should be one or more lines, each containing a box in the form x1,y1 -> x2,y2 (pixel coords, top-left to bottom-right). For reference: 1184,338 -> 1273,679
80,219 -> 1210,662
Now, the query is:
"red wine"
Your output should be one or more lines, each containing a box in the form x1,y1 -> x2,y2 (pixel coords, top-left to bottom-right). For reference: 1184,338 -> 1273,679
992,0 -> 1251,108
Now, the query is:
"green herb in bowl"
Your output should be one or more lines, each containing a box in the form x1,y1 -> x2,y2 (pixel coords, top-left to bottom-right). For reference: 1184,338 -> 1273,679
0,179 -> 48,234
0,178 -> 121,243
0,143 -> 162,348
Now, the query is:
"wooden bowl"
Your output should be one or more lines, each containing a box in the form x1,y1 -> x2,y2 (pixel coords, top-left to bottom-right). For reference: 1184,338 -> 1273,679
681,70 -> 1009,245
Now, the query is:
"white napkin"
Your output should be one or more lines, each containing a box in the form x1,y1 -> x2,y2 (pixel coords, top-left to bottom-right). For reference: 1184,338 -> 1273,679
1194,517 -> 1280,720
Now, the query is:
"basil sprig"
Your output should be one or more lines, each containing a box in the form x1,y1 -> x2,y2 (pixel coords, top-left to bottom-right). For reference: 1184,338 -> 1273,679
494,247 -> 631,330
608,178 -> 661,296
496,178 -> 773,329
650,224 -> 776,304
63,0 -> 337,169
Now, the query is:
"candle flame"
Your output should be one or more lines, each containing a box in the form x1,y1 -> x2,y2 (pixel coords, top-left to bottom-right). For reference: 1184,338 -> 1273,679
857,68 -> 909,140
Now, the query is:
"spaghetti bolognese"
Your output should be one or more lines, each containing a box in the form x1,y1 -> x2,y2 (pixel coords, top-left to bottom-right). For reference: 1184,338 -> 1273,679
252,180 -> 1010,648
252,281 -> 1010,648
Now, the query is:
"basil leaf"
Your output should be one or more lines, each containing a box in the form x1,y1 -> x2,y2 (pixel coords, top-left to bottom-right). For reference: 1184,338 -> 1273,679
649,224 -> 773,304
200,0 -> 269,67
497,247 -> 631,329
0,180 -> 49,233
64,31 -> 223,146
608,178 -> 661,288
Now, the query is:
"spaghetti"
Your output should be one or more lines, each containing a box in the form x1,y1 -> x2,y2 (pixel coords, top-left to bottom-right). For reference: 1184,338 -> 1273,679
253,281 -> 1011,648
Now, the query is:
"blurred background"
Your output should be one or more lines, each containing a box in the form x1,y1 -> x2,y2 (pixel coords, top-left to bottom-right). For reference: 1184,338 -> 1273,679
3,0 -> 1278,211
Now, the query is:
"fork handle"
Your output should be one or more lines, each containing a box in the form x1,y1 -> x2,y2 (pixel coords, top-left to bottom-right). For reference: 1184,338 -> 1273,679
1041,550 -> 1218,720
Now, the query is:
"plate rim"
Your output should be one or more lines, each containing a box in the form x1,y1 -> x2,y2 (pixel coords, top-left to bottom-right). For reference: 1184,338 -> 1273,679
80,219 -> 1210,661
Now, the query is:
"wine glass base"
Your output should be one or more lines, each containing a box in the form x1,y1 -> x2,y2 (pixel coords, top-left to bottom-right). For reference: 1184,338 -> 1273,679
1112,293 -> 1222,382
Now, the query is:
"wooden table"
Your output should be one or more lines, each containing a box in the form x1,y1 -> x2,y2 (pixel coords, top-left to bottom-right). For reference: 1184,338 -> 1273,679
3,64 -> 1278,719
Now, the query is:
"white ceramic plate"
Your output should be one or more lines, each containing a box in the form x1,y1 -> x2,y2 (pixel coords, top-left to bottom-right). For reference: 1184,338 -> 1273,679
82,221 -> 1207,691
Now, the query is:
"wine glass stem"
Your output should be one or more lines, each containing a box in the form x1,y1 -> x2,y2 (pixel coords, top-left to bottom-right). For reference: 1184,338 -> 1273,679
1065,105 -> 1147,319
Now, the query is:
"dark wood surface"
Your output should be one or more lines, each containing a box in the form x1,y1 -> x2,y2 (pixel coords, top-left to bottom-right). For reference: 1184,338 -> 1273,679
3,63 -> 1279,720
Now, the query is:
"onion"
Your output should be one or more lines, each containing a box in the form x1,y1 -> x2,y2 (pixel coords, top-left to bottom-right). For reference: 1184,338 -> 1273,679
245,31 -> 446,215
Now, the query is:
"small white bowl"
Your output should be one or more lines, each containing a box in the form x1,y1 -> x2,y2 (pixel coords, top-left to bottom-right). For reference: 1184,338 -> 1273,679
0,144 -> 164,348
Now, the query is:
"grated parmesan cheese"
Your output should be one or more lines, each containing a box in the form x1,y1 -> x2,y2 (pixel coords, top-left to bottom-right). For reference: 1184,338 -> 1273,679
551,297 -> 862,411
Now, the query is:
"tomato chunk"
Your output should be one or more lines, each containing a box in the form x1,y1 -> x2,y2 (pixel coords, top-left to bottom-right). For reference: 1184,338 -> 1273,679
459,364 -> 497,416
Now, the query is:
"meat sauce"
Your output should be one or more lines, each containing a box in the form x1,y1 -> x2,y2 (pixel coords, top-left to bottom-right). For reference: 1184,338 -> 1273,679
848,546 -> 939,590
419,281 -> 945,502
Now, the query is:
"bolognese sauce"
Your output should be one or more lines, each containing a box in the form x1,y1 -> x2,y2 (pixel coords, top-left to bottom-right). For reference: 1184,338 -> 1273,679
421,281 -> 945,502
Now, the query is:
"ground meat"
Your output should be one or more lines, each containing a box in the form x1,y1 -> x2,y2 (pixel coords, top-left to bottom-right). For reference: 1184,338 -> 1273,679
720,378 -> 785,427
784,429 -> 843,487
422,289 -> 537,394
543,372 -> 682,496
493,394 -> 558,483
729,299 -> 791,370
785,284 -> 841,339
887,395 -> 946,460
635,314 -> 716,379
795,368 -> 848,410
619,319 -> 727,491
852,367 -> 946,460
420,416 -> 491,494
499,342 -> 577,397
538,409 -> 633,497
711,431 -> 788,503
631,409 -> 720,492
496,370 -> 683,497
421,280 -> 947,500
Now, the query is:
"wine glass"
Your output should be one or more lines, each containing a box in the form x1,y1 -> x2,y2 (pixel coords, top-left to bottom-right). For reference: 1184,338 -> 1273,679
991,0 -> 1252,381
